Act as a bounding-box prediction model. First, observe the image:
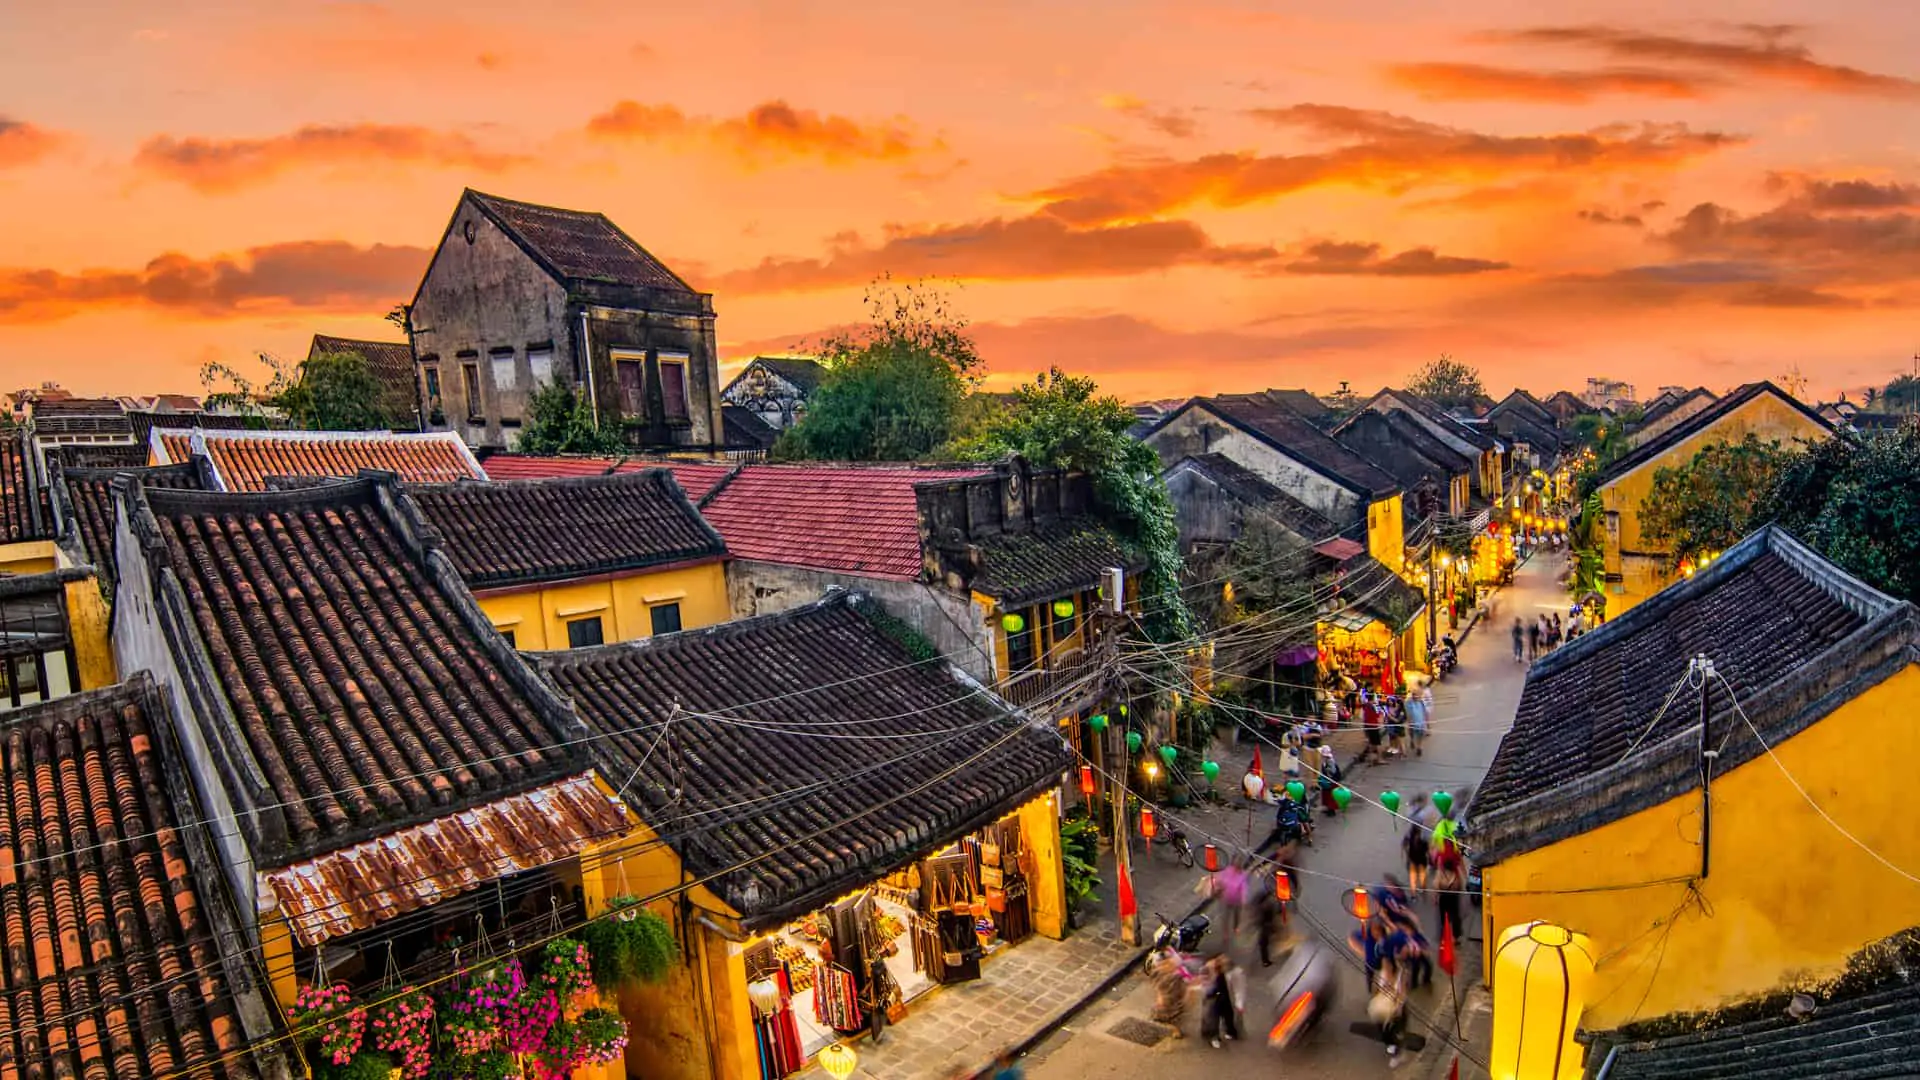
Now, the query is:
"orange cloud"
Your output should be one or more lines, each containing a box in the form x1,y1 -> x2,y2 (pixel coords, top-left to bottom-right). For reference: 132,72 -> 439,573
587,99 -> 933,166
0,119 -> 63,169
1280,240 -> 1509,276
1386,62 -> 1720,102
0,241 -> 430,324
1098,94 -> 1201,139
710,214 -> 1275,294
135,124 -> 530,192
1485,25 -> 1920,98
1029,105 -> 1739,225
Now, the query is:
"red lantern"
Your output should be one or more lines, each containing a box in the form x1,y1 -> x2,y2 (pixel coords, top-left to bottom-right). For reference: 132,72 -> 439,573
1140,807 -> 1158,840
1078,765 -> 1096,796
1347,886 -> 1372,920
1203,844 -> 1220,873
1275,872 -> 1293,902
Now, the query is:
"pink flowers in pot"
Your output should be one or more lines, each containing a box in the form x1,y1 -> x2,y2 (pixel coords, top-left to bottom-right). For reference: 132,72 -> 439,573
369,988 -> 435,1079
288,983 -> 366,1066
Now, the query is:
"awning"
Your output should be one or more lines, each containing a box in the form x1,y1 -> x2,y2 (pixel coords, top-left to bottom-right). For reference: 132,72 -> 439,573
1324,610 -> 1373,632
1313,537 -> 1365,562
261,774 -> 632,947
1274,644 -> 1319,667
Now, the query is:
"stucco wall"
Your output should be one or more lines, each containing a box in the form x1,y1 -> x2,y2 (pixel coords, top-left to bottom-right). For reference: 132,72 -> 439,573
725,561 -> 995,684
1145,410 -> 1362,526
475,562 -> 729,651
1367,494 -> 1406,573
1482,664 -> 1920,1029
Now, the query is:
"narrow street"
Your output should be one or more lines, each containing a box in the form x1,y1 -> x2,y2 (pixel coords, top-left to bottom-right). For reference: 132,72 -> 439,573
1023,550 -> 1568,1080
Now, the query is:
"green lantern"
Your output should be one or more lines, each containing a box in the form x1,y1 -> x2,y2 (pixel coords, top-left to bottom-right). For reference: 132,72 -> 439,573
1126,731 -> 1143,754
1332,786 -> 1353,810
1202,761 -> 1221,782
1158,745 -> 1179,768
1381,790 -> 1402,814
1001,613 -> 1025,633
1285,780 -> 1307,803
1052,599 -> 1075,619
1118,704 -> 1128,717
1431,790 -> 1455,816
1088,713 -> 1109,732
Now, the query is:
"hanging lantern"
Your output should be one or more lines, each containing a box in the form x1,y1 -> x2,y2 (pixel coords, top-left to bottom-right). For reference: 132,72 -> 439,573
1203,844 -> 1220,873
1432,790 -> 1455,816
1274,872 -> 1293,902
1001,613 -> 1025,634
1491,923 -> 1596,1080
1201,760 -> 1221,782
1118,704 -> 1128,717
747,978 -> 782,1016
1078,765 -> 1096,796
1140,807 -> 1158,839
1345,886 -> 1372,920
1332,786 -> 1353,809
818,1043 -> 859,1080
1088,713 -> 1109,732
1242,772 -> 1266,800
1052,599 -> 1075,619
1381,790 -> 1402,813
1285,780 -> 1307,803
1126,731 -> 1143,754
1159,745 -> 1179,768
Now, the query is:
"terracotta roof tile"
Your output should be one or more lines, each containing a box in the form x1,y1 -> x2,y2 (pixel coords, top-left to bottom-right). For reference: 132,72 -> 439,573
125,412 -> 263,452
0,430 -> 50,544
469,190 -> 696,293
406,471 -> 726,589
131,477 -> 586,864
0,678 -> 275,1079
539,593 -> 1071,927
309,335 -> 421,428
698,464 -> 988,579
476,455 -> 738,500
53,460 -> 207,597
154,429 -> 484,492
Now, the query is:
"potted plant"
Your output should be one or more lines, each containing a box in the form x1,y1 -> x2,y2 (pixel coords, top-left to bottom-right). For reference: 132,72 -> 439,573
578,897 -> 680,992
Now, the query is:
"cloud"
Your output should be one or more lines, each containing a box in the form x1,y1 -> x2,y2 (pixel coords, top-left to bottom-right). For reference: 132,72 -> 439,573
710,214 -> 1276,294
1098,95 -> 1201,139
0,241 -> 430,324
587,99 -> 934,166
135,124 -> 530,192
0,119 -> 64,169
1027,104 -> 1739,225
1386,62 -> 1720,102
1578,208 -> 1645,227
1280,240 -> 1509,276
1661,198 -> 1920,280
1484,25 -> 1920,98
1764,174 -> 1919,211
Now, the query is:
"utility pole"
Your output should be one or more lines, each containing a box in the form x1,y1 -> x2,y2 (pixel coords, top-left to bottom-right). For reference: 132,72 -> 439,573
1114,762 -> 1140,946
1695,656 -> 1716,880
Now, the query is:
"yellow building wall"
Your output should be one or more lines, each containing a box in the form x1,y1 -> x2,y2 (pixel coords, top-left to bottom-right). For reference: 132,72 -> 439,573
1482,665 -> 1920,1029
1599,395 -> 1828,618
0,540 -> 56,576
1366,495 -> 1406,574
475,561 -> 728,650
1018,792 -> 1069,940
63,576 -> 117,690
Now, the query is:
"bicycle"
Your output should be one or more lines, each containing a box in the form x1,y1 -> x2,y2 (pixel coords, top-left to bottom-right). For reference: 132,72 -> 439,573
1154,816 -> 1196,868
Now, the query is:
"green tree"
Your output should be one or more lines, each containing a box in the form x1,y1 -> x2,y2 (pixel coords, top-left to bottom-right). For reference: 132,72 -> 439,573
953,367 -> 1190,640
202,350 -> 389,431
516,380 -> 627,455
1407,354 -> 1485,410
1761,424 -> 1920,604
1880,374 -> 1920,414
775,277 -> 978,461
1639,434 -> 1795,566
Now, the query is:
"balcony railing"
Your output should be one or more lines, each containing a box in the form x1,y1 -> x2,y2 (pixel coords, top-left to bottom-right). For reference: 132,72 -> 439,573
998,646 -> 1098,711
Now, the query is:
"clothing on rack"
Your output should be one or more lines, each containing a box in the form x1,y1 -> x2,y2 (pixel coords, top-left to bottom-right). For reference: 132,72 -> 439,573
813,963 -> 865,1033
998,878 -> 1032,944
752,967 -> 803,1079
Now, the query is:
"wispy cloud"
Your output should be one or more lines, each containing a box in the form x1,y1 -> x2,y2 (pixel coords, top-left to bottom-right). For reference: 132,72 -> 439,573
0,119 -> 65,169
1281,240 -> 1510,276
587,99 -> 937,167
135,123 -> 531,192
1098,94 -> 1201,139
1481,24 -> 1920,98
1386,62 -> 1720,103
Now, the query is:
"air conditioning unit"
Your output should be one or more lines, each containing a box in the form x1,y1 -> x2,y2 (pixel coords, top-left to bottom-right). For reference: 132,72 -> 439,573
1106,567 -> 1125,614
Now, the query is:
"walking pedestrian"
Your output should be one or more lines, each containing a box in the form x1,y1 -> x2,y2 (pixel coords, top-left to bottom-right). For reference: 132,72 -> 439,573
1511,618 -> 1525,664
1361,690 -> 1385,764
1406,681 -> 1431,757
1371,957 -> 1410,1068
1147,951 -> 1191,1035
1218,858 -> 1249,941
1527,618 -> 1542,660
1433,840 -> 1467,948
863,955 -> 896,1045
1255,870 -> 1291,966
1402,821 -> 1430,893
1552,612 -> 1565,648
1385,695 -> 1407,757
1199,954 -> 1243,1048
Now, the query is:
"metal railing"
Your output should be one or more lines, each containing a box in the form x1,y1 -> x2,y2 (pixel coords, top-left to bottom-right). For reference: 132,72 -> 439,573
997,646 -> 1096,710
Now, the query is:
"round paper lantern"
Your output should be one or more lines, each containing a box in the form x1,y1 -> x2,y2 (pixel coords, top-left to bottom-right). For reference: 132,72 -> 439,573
1491,923 -> 1595,1080
1126,731 -> 1144,754
747,978 -> 782,1016
1242,773 -> 1266,800
1159,745 -> 1179,768
1001,613 -> 1025,634
1203,844 -> 1220,872
1285,780 -> 1307,803
1088,713 -> 1109,732
818,1043 -> 859,1080
1118,704 -> 1128,716
1078,765 -> 1096,796
1052,599 -> 1075,618
1139,807 -> 1158,840
1202,760 -> 1221,782
1431,790 -> 1455,816
1332,786 -> 1353,809
1381,790 -> 1402,813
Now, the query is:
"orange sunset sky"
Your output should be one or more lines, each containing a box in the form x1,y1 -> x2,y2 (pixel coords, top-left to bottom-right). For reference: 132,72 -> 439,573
4,1 -> 1920,403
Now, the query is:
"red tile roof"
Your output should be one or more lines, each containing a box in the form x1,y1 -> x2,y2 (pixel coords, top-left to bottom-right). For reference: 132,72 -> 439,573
699,464 -> 988,579
479,455 -> 737,500
0,677 -> 277,1078
153,429 -> 484,491
1313,537 -> 1365,561
0,429 -> 50,543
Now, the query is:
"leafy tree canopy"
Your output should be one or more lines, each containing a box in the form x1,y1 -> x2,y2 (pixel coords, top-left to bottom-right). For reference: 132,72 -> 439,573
1760,424 -> 1920,604
774,277 -> 978,461
202,350 -> 388,431
1407,354 -> 1485,410
517,380 -> 627,455
1878,374 -> 1920,414
1639,433 -> 1795,565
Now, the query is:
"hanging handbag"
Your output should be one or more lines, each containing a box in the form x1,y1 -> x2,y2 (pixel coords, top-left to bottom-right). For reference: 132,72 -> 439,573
982,842 -> 1002,868
985,886 -> 1007,913
969,899 -> 989,920
980,865 -> 1004,889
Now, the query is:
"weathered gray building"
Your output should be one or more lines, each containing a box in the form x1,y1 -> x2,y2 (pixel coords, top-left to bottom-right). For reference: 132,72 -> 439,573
408,189 -> 724,453
720,355 -> 826,430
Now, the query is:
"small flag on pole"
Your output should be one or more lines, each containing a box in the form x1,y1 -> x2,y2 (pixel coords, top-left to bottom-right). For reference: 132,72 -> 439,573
1449,1056 -> 1459,1080
1439,915 -> 1458,976
1250,747 -> 1264,778
1117,860 -> 1137,922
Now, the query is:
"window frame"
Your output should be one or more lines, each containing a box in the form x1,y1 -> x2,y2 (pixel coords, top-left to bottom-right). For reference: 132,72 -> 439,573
461,362 -> 484,421
566,616 -> 605,648
489,347 -> 518,393
1005,610 -> 1038,673
613,353 -> 647,418
528,346 -> 555,387
658,354 -> 690,422
649,602 -> 683,636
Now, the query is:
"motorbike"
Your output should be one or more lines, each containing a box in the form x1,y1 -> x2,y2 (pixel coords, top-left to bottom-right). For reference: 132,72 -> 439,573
1153,911 -> 1210,955
1428,643 -> 1457,678
1271,795 -> 1314,849
1265,939 -> 1339,1051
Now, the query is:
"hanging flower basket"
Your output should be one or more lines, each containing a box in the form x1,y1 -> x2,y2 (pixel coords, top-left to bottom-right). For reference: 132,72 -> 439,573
289,983 -> 367,1067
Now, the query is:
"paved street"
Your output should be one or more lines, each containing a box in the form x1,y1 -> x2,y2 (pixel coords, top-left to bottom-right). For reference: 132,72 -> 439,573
1022,550 -> 1567,1080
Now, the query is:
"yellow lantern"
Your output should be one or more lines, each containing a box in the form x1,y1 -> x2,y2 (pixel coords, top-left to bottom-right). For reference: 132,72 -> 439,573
1491,922 -> 1595,1080
818,1043 -> 859,1080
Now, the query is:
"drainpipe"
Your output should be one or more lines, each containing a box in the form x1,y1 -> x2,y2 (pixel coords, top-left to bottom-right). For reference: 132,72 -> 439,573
1595,1045 -> 1624,1079
577,308 -> 600,426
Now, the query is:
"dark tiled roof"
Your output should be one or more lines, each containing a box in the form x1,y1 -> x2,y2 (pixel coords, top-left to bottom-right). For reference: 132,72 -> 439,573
968,517 -> 1141,605
156,429 -> 485,491
407,470 -> 726,589
310,334 -> 421,428
1172,454 -> 1343,542
721,405 -> 779,452
54,460 -> 208,595
1636,386 -> 1715,429
1473,527 -> 1910,863
1334,555 -> 1425,632
1331,410 -> 1470,496
539,593 -> 1071,927
1263,388 -> 1331,423
0,677 -> 277,1079
1488,407 -> 1563,456
126,410 -> 263,452
1372,388 -> 1496,452
478,455 -> 739,499
727,356 -> 826,394
28,397 -> 133,439
45,443 -> 148,471
1487,389 -> 1556,428
698,464 -> 989,579
130,477 -> 587,864
1544,390 -> 1588,420
1381,410 -> 1475,473
468,189 -> 696,293
1596,381 -> 1833,488
0,429 -> 50,543
1849,412 -> 1914,432
1194,393 -> 1402,499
